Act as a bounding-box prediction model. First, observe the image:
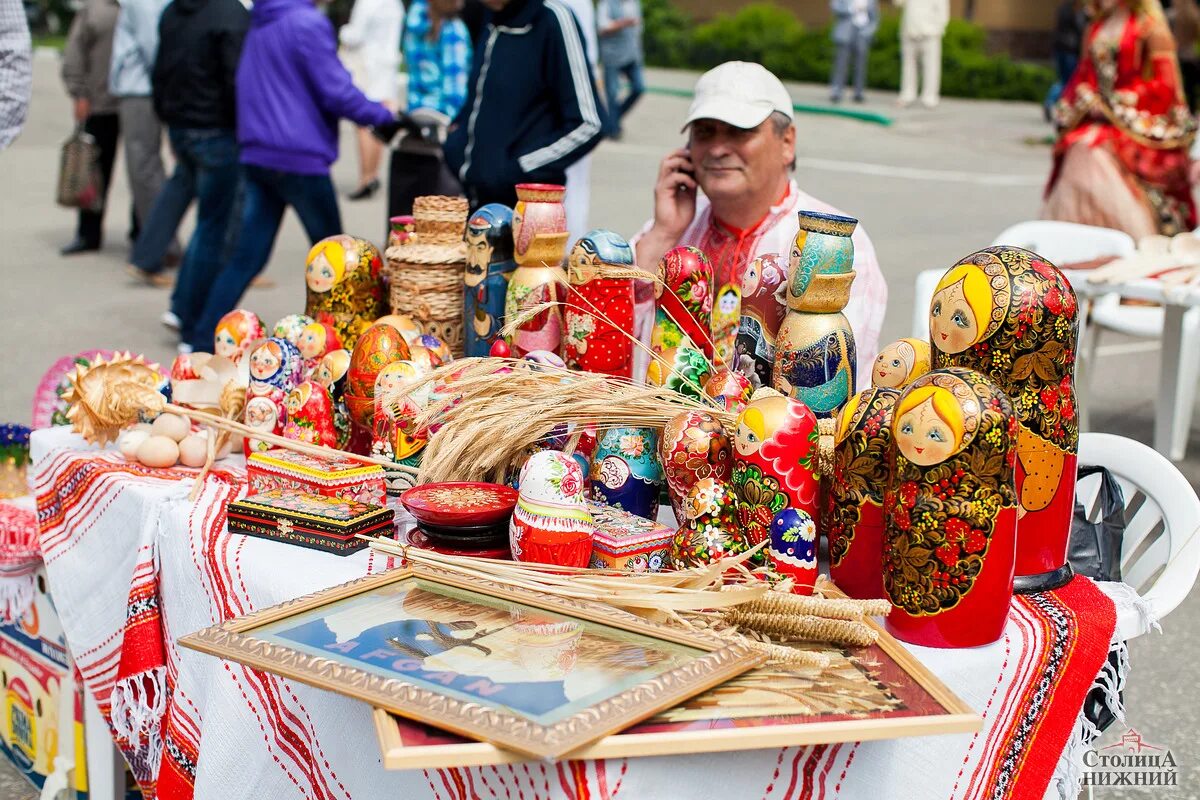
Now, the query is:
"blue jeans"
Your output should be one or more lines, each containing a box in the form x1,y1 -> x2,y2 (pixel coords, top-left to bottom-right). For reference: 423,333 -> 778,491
188,165 -> 342,350
165,129 -> 242,345
1045,51 -> 1078,114
603,60 -> 644,137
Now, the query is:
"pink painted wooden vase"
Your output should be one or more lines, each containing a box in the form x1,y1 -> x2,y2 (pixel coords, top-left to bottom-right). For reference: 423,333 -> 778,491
510,451 -> 596,568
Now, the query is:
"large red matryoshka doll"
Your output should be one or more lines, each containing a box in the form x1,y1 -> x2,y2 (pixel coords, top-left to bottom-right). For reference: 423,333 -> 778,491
305,234 -> 386,352
929,246 -> 1078,593
652,246 -> 714,360
505,184 -> 568,358
825,387 -> 899,599
659,411 -> 733,523
282,381 -> 337,447
510,450 -> 596,567
731,391 -> 819,565
735,253 -> 788,390
884,368 -> 1018,648
213,309 -> 266,365
563,229 -> 635,378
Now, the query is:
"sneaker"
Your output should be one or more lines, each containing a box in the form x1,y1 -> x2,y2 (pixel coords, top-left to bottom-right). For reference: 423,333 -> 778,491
161,311 -> 181,331
177,342 -> 194,355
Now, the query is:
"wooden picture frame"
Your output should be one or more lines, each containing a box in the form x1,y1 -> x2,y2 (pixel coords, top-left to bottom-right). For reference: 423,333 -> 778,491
371,614 -> 980,769
179,565 -> 762,760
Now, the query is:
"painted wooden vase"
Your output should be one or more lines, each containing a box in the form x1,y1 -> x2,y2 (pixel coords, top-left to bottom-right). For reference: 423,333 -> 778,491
510,451 -> 596,568
659,410 -> 733,523
344,322 -> 411,454
670,477 -> 750,568
770,508 -> 818,594
281,381 -> 337,448
773,211 -> 858,419
871,338 -> 931,390
305,234 -> 386,352
588,427 -> 663,520
213,309 -> 266,365
564,229 -> 636,378
824,387 -> 899,599
735,253 -> 788,390
731,392 -> 819,563
646,346 -> 713,402
463,203 -> 515,358
884,368 -> 1018,649
652,246 -> 714,360
247,337 -> 304,400
702,367 -> 753,415
929,246 -> 1079,592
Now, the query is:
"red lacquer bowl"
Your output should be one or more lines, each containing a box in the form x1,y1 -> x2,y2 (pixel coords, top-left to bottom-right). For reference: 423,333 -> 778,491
400,481 -> 519,527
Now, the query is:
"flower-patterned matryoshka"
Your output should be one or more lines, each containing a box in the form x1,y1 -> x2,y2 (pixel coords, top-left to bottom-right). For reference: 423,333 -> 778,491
659,410 -> 733,523
770,508 -> 817,594
735,253 -> 788,390
213,309 -> 266,364
589,427 -> 663,520
824,387 -> 899,599
702,367 -> 753,415
731,390 -> 819,563
652,246 -> 714,360
282,381 -> 337,447
247,337 -> 303,401
297,321 -> 343,377
305,234 -> 386,352
871,338 -> 931,390
928,246 -> 1079,593
670,477 -> 749,569
646,346 -> 713,402
243,394 -> 284,456
884,368 -> 1018,649
510,450 -> 596,567
463,203 -> 515,358
272,314 -> 315,347
564,229 -> 636,378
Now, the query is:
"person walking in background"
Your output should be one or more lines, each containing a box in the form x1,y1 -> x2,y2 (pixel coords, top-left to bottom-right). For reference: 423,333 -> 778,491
597,0 -> 643,139
829,0 -> 878,103
110,0 -> 181,282
0,0 -> 32,150
340,0 -> 404,200
183,0 -> 398,351
60,0 -> 122,255
444,0 -> 603,211
895,0 -> 948,109
1168,0 -> 1200,110
149,0 -> 248,345
1044,1 -> 1087,121
561,0 -> 599,244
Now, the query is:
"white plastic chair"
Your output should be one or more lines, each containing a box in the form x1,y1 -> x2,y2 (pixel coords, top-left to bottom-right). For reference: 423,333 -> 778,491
1076,432 -> 1200,641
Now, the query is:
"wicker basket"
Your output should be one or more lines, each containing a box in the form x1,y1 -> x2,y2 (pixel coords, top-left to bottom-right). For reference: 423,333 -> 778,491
386,196 -> 469,357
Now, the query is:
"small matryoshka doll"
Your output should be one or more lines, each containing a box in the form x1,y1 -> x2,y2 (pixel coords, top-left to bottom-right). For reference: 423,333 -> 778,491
416,334 -> 453,365
243,393 -> 285,456
928,247 -> 1079,592
652,246 -> 714,360
463,203 -> 515,357
702,367 -> 753,415
731,391 -> 819,562
305,234 -> 386,352
659,410 -> 733,523
505,184 -> 569,358
711,282 -> 741,369
510,450 -> 596,568
371,361 -> 429,463
773,211 -> 858,418
646,346 -> 713,402
872,338 -> 931,390
297,321 -> 343,376
388,215 -> 415,250
247,337 -> 303,401
272,314 -> 315,347
312,349 -> 352,448
884,368 -> 1018,648
735,253 -> 788,390
824,387 -> 900,599
670,478 -> 749,569
282,381 -> 337,447
588,427 -> 663,520
213,309 -> 266,364
564,229 -> 636,378
770,508 -> 817,594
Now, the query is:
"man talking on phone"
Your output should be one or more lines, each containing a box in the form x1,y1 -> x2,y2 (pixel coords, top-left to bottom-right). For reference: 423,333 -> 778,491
632,61 -> 887,385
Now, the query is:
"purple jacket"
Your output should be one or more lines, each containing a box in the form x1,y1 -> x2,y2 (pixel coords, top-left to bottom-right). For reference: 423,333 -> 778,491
235,0 -> 392,175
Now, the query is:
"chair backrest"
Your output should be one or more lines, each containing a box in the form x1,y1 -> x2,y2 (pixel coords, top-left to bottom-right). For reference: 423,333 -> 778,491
990,221 -> 1136,266
1076,432 -> 1200,625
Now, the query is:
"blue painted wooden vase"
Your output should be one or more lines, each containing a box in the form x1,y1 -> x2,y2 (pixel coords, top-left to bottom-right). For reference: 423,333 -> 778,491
588,427 -> 664,519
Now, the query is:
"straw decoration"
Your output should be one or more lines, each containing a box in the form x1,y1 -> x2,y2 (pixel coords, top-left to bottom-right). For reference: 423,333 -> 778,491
723,609 -> 879,648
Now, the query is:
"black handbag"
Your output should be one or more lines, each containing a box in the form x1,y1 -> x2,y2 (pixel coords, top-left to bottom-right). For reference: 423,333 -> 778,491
1067,464 -> 1126,582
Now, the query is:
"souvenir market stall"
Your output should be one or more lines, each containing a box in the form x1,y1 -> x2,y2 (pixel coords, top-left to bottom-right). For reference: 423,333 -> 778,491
10,189 -> 1155,800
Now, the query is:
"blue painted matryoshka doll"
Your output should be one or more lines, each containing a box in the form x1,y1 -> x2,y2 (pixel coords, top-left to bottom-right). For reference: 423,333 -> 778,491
463,204 -> 516,357
247,337 -> 304,402
589,427 -> 664,519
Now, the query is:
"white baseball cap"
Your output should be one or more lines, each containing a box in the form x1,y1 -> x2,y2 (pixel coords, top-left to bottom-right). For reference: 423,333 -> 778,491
682,62 -> 795,132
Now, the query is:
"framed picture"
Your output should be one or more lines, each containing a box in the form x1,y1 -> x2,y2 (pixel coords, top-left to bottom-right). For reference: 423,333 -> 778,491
179,565 -> 762,759
371,614 -> 980,769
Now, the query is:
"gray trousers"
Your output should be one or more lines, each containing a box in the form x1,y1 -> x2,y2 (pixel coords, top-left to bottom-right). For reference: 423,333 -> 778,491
830,36 -> 871,100
119,96 -> 180,262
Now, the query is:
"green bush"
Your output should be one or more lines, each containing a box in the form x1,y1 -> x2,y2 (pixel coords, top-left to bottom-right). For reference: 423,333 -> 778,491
641,1 -> 1054,103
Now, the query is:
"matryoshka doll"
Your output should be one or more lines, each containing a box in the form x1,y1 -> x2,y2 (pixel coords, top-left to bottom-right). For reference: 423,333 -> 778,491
564,229 -> 636,378
305,234 -> 386,352
702,367 -> 753,415
872,338 -> 931,390
505,184 -> 569,358
416,334 -> 453,365
272,314 -> 315,347
312,349 -> 352,448
344,323 -> 411,454
928,247 -> 1079,593
646,346 -> 713,402
711,282 -> 741,368
824,387 -> 900,599
213,309 -> 266,365
297,321 -> 342,377
387,215 -> 415,250
463,203 -> 516,357
735,253 -> 788,390
670,477 -> 749,568
659,410 -> 733,523
884,368 -> 1018,648
246,337 -> 303,402
588,427 -> 663,519
371,361 -> 429,492
243,394 -> 284,455
282,381 -> 337,447
770,508 -> 818,594
731,391 -> 819,564
510,450 -> 596,567
652,246 -> 714,360
773,211 -> 858,418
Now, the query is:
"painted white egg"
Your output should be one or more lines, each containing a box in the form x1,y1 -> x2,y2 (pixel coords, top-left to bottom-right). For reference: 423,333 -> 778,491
151,413 -> 191,442
137,435 -> 180,469
178,435 -> 209,468
117,429 -> 150,461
